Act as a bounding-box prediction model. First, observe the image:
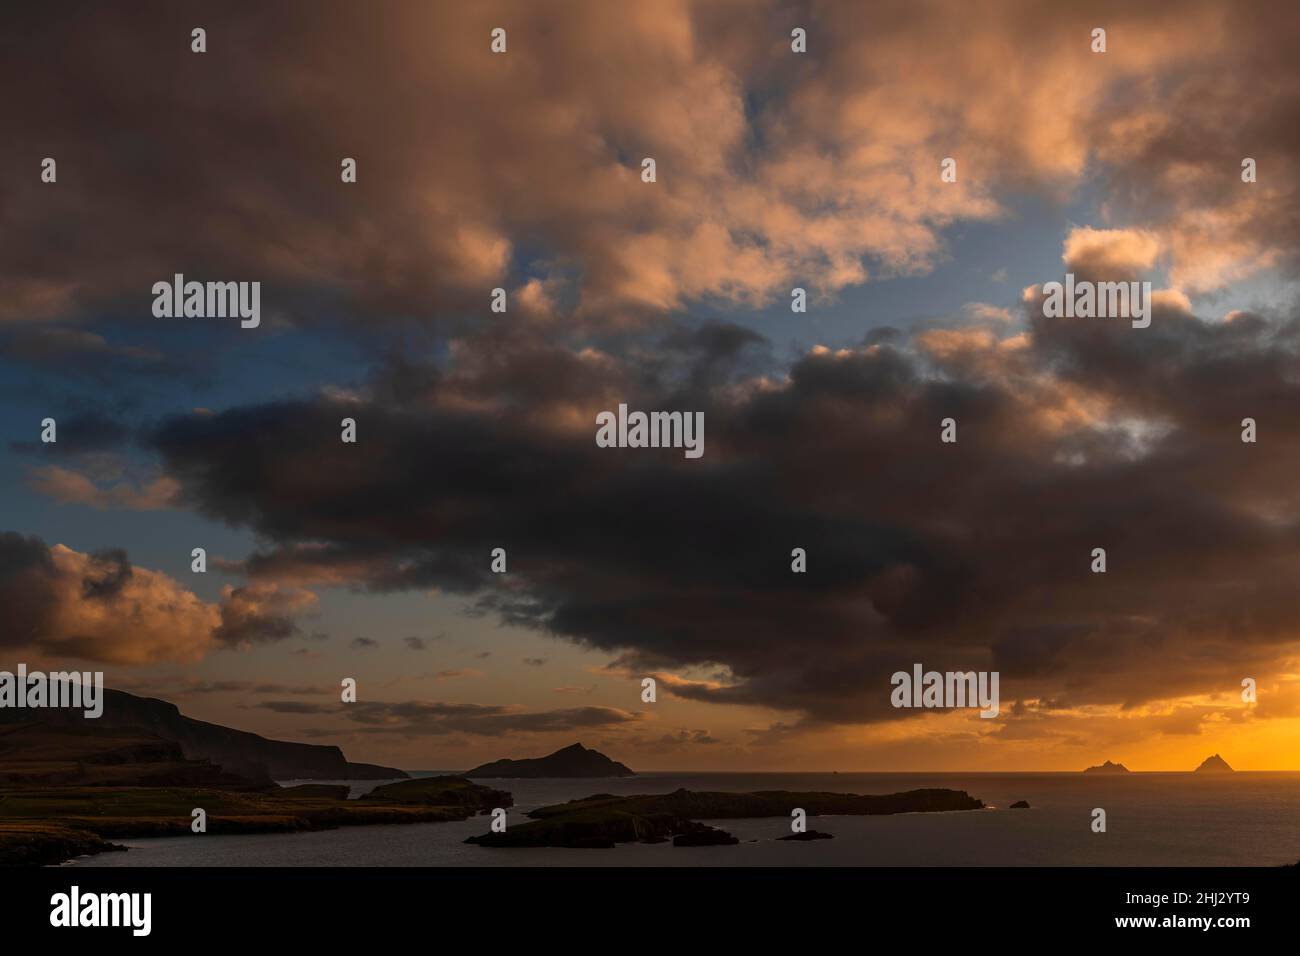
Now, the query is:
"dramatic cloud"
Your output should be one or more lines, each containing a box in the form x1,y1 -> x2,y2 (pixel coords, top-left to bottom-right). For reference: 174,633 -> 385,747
26,464 -> 179,511
215,582 -> 319,648
111,677 -> 329,698
0,532 -> 319,662
143,264 -> 1300,724
6,0 -> 1300,766
4,0 -> 1297,336
1061,227 -> 1161,277
258,699 -> 642,737
0,532 -> 218,663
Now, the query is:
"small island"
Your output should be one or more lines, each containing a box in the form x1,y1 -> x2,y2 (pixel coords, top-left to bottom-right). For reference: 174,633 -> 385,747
1193,754 -> 1234,773
1082,760 -> 1131,774
466,786 -> 984,848
673,825 -> 740,847
779,830 -> 834,841
465,742 -> 634,778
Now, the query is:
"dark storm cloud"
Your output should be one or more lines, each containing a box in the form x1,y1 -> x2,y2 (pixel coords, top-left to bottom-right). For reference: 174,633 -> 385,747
10,0 -> 1300,728
0,324 -> 205,413
346,703 -> 642,737
259,699 -> 641,737
8,413 -> 133,455
1,326 -> 163,368
186,680 -> 325,696
79,549 -> 132,600
258,701 -> 333,716
109,677 -> 327,698
211,582 -> 313,648
0,531 -> 222,662
0,531 -> 61,645
143,296 -> 1300,723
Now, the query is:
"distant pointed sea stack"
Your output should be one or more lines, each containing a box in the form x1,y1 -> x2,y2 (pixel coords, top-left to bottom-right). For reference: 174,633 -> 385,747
1194,754 -> 1234,773
1082,760 -> 1130,774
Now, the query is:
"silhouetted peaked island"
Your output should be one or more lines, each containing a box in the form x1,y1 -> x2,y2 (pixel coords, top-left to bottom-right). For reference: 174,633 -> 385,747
779,829 -> 834,841
1082,760 -> 1131,774
465,743 -> 634,778
466,787 -> 983,848
1194,754 -> 1234,773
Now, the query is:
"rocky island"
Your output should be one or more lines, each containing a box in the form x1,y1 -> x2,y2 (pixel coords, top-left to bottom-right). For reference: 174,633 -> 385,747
779,830 -> 834,841
673,825 -> 740,847
1194,754 -> 1234,773
465,742 -> 634,778
466,786 -> 984,848
1082,760 -> 1131,774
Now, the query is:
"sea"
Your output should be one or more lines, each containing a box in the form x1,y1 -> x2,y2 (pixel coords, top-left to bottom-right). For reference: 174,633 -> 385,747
67,771 -> 1300,867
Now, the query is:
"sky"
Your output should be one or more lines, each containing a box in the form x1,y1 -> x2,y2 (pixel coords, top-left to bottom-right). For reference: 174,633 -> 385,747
2,0 -> 1300,772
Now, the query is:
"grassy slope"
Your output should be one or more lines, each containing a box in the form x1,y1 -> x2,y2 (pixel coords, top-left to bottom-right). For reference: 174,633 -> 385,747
0,723 -> 255,788
0,776 -> 513,865
0,822 -> 126,867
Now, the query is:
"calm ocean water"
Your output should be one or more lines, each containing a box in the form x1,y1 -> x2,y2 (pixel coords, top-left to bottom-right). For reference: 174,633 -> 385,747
69,771 -> 1300,867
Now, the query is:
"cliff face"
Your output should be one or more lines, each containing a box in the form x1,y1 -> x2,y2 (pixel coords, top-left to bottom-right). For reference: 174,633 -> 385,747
0,723 -> 267,788
0,689 -> 407,781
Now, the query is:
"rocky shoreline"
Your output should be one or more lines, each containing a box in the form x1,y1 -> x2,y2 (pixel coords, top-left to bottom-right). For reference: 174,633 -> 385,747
0,776 -> 510,866
466,787 -> 984,849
